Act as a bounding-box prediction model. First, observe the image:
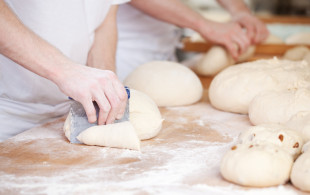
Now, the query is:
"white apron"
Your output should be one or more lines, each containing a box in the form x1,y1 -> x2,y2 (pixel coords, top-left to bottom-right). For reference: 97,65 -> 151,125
116,4 -> 181,81
0,0 -> 129,141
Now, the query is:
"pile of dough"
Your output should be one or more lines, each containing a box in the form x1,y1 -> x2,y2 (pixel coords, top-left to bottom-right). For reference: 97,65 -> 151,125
124,61 -> 203,107
64,89 -> 163,150
286,111 -> 310,142
194,46 -> 255,76
283,46 -> 310,61
249,88 -> 310,125
285,32 -> 310,45
291,141 -> 310,192
262,34 -> 284,44
221,124 -> 302,187
209,58 -> 310,114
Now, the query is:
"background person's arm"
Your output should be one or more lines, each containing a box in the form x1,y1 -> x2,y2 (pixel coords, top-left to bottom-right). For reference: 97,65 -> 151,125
216,0 -> 269,43
0,0 -> 126,125
129,0 -> 250,59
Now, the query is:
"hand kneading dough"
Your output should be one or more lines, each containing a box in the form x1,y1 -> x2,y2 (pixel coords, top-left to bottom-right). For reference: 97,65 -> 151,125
286,111 -> 310,142
64,89 -> 163,149
285,32 -> 310,45
220,143 -> 293,187
249,88 -> 310,125
238,124 -> 303,159
129,89 -> 163,140
124,61 -> 203,107
290,150 -> 310,192
209,58 -> 310,114
77,122 -> 140,150
283,46 -> 310,61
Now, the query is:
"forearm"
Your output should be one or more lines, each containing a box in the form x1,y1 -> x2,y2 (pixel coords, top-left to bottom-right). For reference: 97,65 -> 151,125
216,0 -> 251,16
130,0 -> 209,34
87,5 -> 118,72
0,0 -> 73,84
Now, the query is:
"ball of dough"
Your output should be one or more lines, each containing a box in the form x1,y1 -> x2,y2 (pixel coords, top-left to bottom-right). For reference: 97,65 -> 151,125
302,141 -> 310,153
194,46 -> 234,76
290,152 -> 310,192
124,61 -> 203,107
220,143 -> 293,187
263,34 -> 284,44
285,32 -> 310,45
239,124 -> 303,159
129,89 -> 163,140
249,88 -> 310,125
286,111 -> 310,142
283,46 -> 309,61
209,58 -> 310,114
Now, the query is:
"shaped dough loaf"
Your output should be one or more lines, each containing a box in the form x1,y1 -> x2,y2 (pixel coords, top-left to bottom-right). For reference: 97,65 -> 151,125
124,61 -> 203,107
209,58 -> 310,114
249,88 -> 310,125
283,46 -> 309,61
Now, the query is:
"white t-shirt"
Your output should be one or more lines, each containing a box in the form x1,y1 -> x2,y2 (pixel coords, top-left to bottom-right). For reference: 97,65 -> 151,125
0,0 -> 129,141
116,4 -> 181,81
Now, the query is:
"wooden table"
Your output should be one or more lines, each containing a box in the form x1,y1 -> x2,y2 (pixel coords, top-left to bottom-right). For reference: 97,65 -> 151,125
0,78 -> 308,194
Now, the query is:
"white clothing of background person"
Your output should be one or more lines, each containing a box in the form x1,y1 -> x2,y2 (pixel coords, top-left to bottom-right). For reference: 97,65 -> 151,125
0,0 -> 129,141
116,4 -> 181,81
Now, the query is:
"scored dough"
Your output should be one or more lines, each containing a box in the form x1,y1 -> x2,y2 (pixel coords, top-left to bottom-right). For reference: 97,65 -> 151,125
238,124 -> 303,159
124,61 -> 203,107
249,88 -> 310,125
209,58 -> 310,114
64,89 -> 163,150
220,143 -> 293,187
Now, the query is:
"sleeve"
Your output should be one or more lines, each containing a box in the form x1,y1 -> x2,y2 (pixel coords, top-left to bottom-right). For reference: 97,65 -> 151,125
112,0 -> 131,5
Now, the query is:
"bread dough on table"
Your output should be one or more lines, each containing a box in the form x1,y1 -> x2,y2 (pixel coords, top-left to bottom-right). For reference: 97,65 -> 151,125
209,58 -> 310,114
285,32 -> 310,45
249,88 -> 310,125
290,152 -> 310,192
286,111 -> 310,142
302,141 -> 310,153
194,46 -> 234,76
303,52 -> 310,64
220,143 -> 293,187
263,34 -> 284,44
124,61 -> 203,107
194,46 -> 255,76
76,121 -> 140,150
283,46 -> 309,61
238,124 -> 303,159
63,89 -> 163,150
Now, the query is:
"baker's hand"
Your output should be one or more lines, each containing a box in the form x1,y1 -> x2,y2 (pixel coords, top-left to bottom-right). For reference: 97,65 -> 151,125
55,64 -> 127,125
232,12 -> 269,44
199,20 -> 250,60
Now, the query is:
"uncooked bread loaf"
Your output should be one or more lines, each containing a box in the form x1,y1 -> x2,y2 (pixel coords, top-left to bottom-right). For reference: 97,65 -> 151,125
64,89 -> 163,150
194,46 -> 234,76
194,46 -> 255,76
221,143 -> 293,187
124,61 -> 203,107
286,111 -> 310,142
303,52 -> 310,64
283,46 -> 310,61
239,124 -> 303,159
209,58 -> 310,114
285,32 -> 310,45
249,88 -> 310,125
290,142 -> 310,192
263,34 -> 284,44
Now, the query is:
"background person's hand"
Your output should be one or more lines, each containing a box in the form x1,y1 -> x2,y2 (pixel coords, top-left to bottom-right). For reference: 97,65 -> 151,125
232,12 -> 269,44
199,20 -> 251,60
55,64 -> 127,125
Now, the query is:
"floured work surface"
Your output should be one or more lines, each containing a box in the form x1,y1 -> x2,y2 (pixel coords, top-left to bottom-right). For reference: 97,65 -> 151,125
0,79 -> 308,194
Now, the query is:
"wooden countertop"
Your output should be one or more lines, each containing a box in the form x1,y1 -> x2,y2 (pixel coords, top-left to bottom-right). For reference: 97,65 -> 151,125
0,77 -> 308,194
